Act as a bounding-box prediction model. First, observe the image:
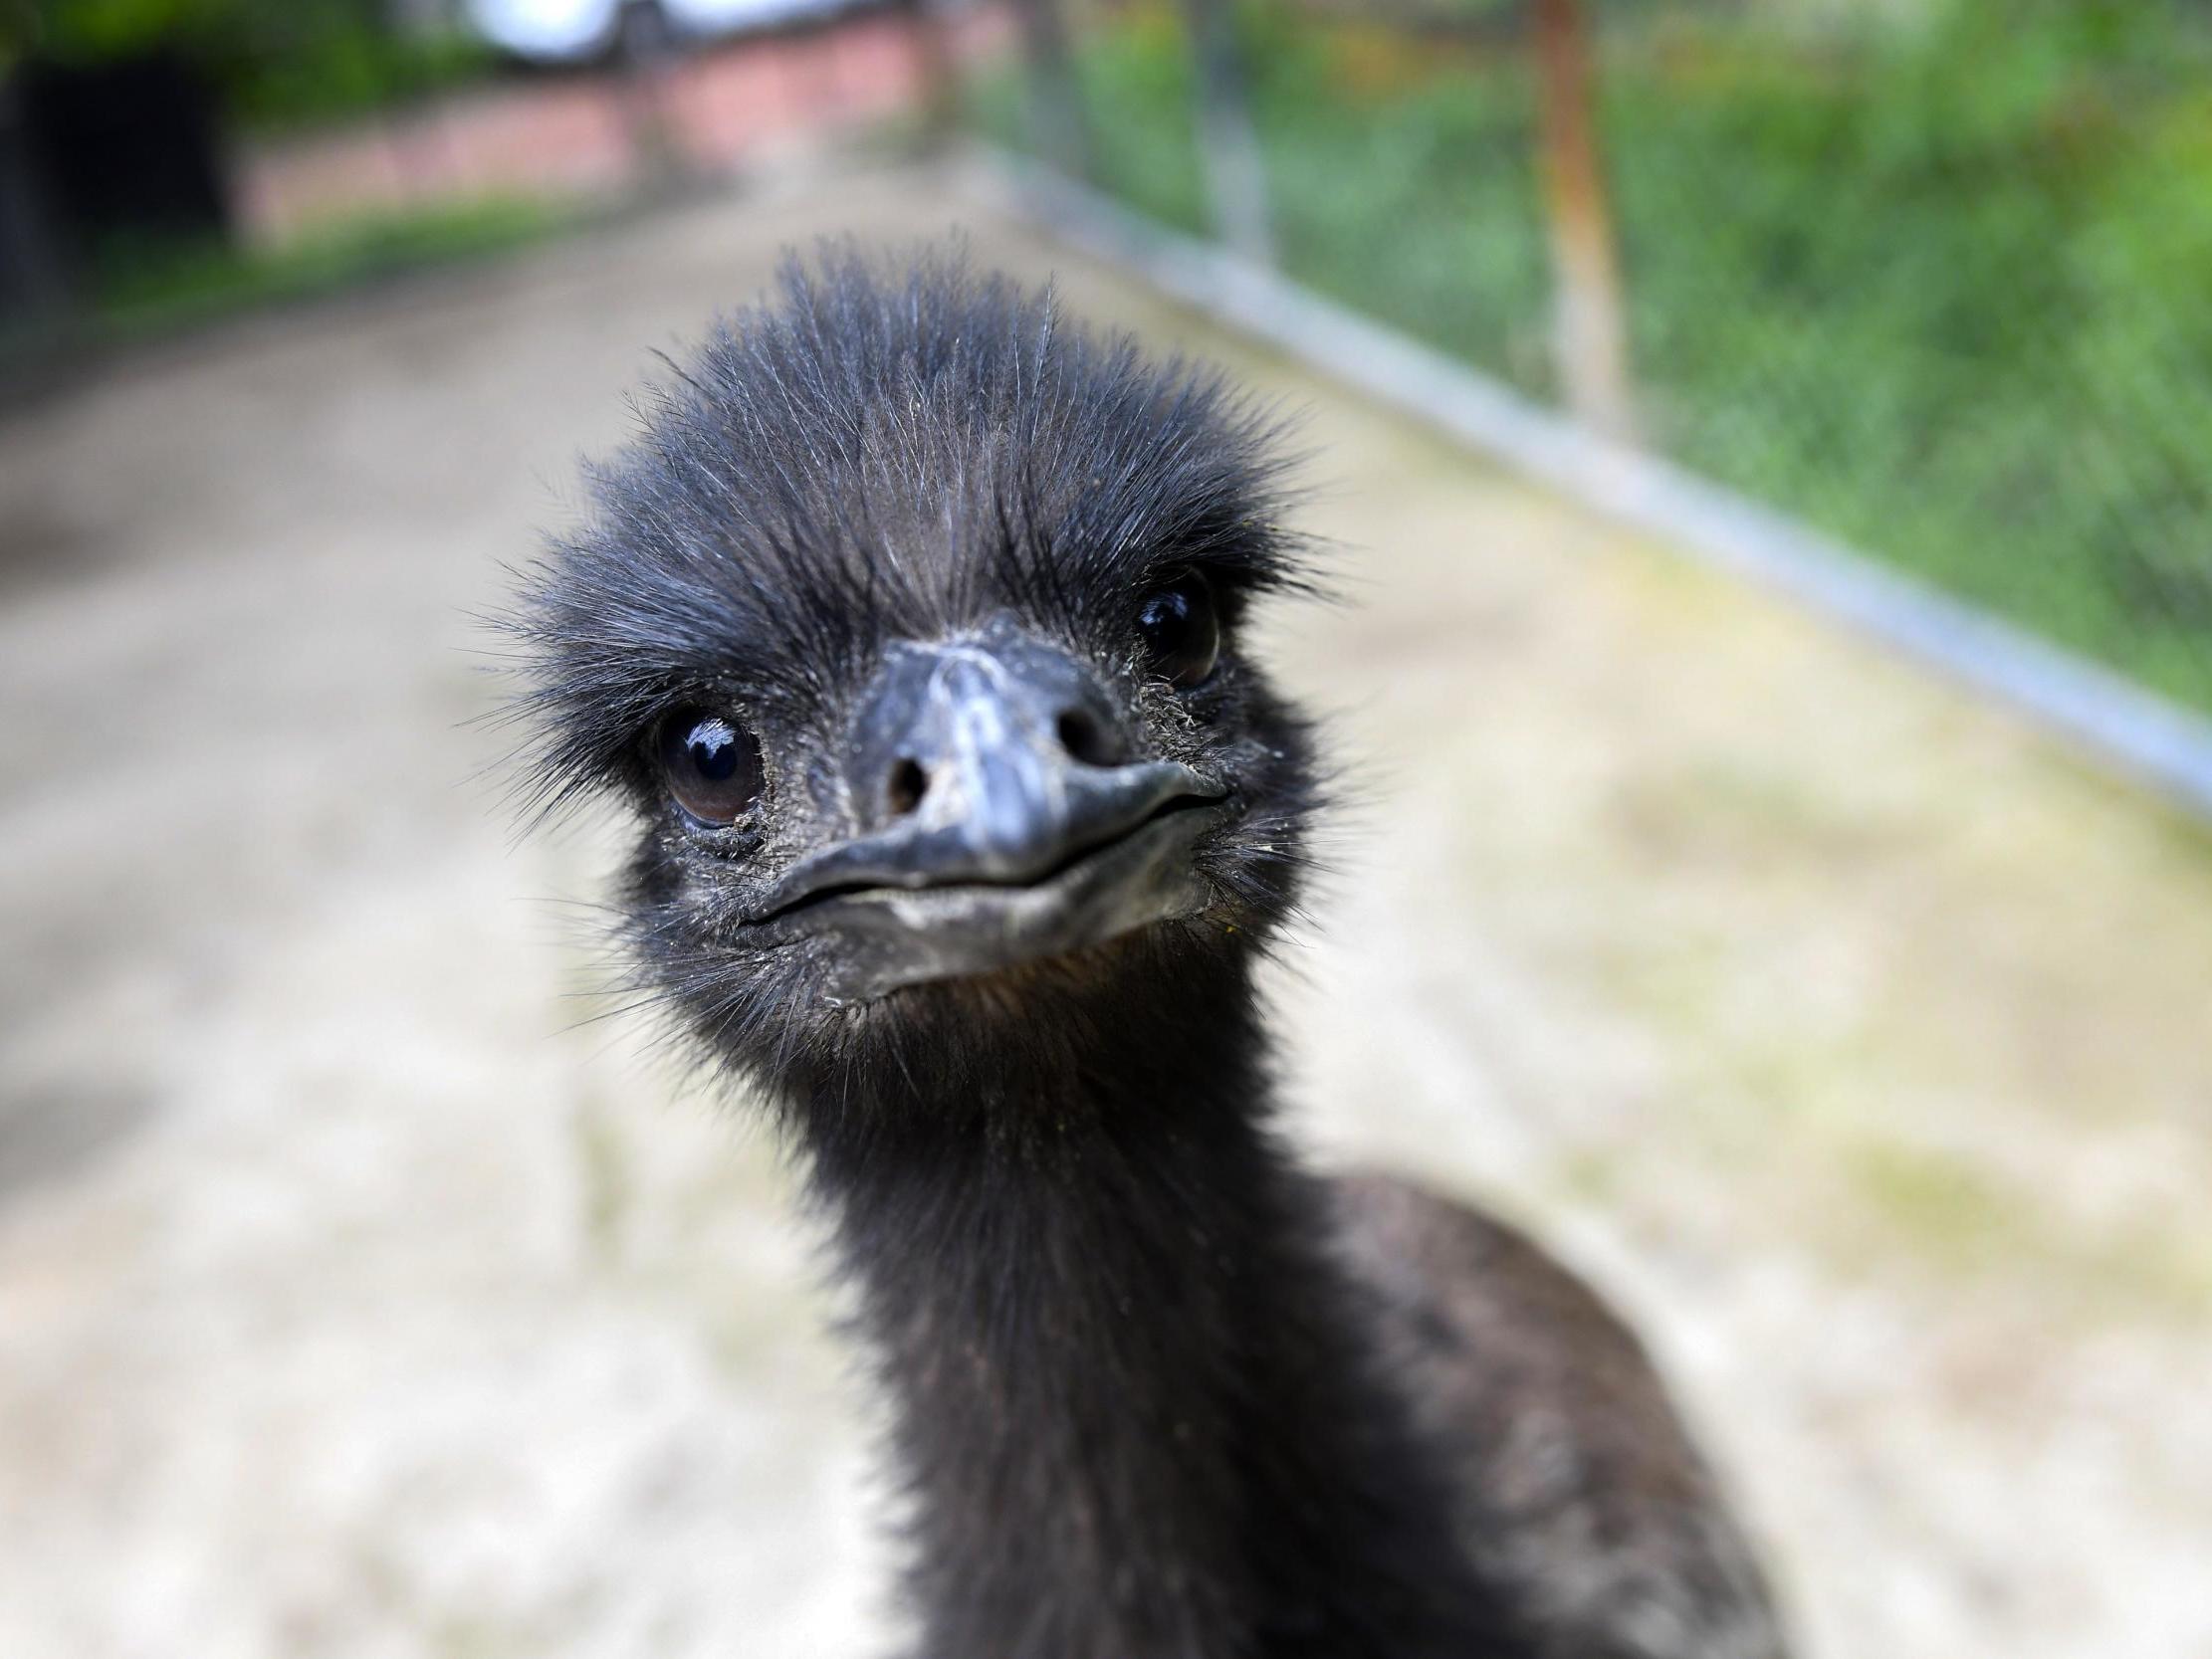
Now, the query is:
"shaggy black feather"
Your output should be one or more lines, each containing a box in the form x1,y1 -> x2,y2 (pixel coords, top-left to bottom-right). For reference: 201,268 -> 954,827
504,246 -> 1551,1659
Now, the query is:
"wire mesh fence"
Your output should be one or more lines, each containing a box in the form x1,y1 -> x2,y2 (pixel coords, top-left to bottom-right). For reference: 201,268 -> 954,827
965,0 -> 2212,719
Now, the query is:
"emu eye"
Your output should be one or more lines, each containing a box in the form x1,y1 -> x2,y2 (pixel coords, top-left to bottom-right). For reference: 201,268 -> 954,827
1135,568 -> 1220,689
657,711 -> 763,825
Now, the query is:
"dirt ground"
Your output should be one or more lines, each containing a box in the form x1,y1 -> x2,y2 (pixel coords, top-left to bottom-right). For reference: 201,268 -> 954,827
3,163 -> 2209,1659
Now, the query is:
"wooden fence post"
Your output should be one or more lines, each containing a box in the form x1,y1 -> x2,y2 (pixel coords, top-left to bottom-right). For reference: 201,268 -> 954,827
1011,0 -> 1096,182
612,0 -> 686,194
1531,0 -> 1635,441
898,0 -> 961,154
1179,0 -> 1275,265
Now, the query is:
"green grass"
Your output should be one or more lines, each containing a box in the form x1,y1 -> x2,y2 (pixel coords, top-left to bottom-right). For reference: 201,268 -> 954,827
1,197 -> 576,377
976,1 -> 2212,715
87,197 -> 574,339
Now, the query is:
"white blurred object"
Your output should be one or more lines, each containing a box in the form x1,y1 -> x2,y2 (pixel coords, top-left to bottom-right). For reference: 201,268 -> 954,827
466,0 -> 852,64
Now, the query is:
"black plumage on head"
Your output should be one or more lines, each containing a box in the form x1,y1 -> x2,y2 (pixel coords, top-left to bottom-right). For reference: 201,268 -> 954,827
508,243 -> 1313,804
502,242 -> 1327,1126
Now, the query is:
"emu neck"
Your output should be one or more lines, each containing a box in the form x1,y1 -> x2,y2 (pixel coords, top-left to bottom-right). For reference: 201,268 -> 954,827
793,957 -> 1514,1659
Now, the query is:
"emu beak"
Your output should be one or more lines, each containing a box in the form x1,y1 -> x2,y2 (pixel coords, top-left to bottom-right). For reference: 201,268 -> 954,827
747,616 -> 1229,1000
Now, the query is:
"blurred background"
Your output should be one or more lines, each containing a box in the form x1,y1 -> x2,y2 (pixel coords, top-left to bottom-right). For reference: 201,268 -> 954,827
3,2 -> 2210,1656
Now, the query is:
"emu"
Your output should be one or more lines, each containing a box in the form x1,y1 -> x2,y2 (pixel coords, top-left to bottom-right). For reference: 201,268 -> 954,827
506,248 -> 1786,1659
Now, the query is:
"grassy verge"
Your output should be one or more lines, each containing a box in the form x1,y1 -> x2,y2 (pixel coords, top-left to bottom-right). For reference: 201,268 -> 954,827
973,2 -> 2212,715
1,197 -> 577,376
93,197 -> 576,338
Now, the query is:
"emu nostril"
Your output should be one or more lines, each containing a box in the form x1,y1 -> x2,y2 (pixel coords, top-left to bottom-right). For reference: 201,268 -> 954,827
1055,709 -> 1118,767
887,757 -> 930,817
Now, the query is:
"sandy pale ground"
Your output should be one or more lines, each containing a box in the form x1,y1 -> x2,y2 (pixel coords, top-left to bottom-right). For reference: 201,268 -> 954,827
4,163 -> 2210,1659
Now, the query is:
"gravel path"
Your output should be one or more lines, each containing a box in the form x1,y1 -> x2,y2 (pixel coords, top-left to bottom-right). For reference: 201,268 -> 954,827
4,162 -> 2208,1659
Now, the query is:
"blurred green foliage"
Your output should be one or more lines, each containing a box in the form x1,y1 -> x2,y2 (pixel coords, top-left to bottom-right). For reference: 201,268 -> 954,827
979,0 -> 2212,713
18,0 -> 495,130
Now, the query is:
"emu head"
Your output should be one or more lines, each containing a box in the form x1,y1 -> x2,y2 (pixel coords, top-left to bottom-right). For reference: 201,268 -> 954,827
507,249 -> 1320,1102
